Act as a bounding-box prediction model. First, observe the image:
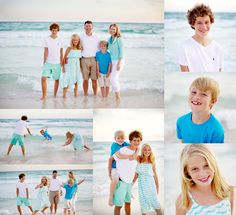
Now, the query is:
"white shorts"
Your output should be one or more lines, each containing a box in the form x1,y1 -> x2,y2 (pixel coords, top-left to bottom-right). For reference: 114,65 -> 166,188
64,199 -> 76,212
98,74 -> 110,87
111,168 -> 119,180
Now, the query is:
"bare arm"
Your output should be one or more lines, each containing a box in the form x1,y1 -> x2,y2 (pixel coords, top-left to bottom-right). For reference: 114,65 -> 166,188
176,194 -> 185,215
132,172 -> 138,184
115,151 -> 131,159
27,128 -> 32,136
77,178 -> 85,186
96,61 -> 101,77
26,188 -> 29,199
129,147 -> 140,160
35,183 -> 43,189
60,48 -> 63,66
152,163 -> 159,194
63,138 -> 72,146
16,188 -> 19,197
230,188 -> 234,215
62,47 -> 71,72
106,62 -> 112,78
180,65 -> 189,72
108,156 -> 113,180
44,48 -> 48,64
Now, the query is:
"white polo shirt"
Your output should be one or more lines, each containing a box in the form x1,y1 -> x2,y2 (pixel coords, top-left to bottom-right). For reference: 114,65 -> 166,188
49,177 -> 62,191
14,120 -> 29,136
43,36 -> 63,64
177,37 -> 224,72
16,181 -> 28,198
113,147 -> 137,184
80,33 -> 99,57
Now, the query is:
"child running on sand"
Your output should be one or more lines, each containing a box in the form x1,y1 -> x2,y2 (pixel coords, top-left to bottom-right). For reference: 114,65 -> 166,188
7,115 -> 32,156
63,131 -> 91,151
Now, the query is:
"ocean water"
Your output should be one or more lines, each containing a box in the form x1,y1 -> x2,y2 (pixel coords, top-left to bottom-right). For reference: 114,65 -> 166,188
165,12 -> 236,72
0,22 -> 164,101
93,141 -> 164,211
0,118 -> 93,164
164,144 -> 236,215
165,72 -> 236,143
0,169 -> 93,215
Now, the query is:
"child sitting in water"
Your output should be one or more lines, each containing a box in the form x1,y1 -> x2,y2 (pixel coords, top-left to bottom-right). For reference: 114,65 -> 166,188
40,127 -> 52,143
63,131 -> 91,151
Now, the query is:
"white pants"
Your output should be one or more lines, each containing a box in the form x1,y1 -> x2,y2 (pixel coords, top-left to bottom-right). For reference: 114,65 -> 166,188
110,60 -> 124,92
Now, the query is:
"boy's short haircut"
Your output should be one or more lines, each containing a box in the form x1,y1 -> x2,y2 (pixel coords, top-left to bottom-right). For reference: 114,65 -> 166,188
129,130 -> 143,141
21,115 -> 28,121
99,40 -> 108,48
187,3 -> 214,29
190,77 -> 220,103
84,20 -> 93,25
68,178 -> 74,184
19,173 -> 25,179
49,23 -> 60,31
114,130 -> 126,139
52,170 -> 58,174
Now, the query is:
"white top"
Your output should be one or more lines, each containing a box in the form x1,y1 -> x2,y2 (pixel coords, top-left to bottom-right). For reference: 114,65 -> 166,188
113,147 -> 137,183
14,120 -> 29,136
177,37 -> 224,72
80,33 -> 99,57
43,36 -> 63,64
49,177 -> 62,191
16,181 -> 28,198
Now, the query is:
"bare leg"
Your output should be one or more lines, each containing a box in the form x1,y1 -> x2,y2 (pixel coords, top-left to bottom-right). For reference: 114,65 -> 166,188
156,209 -> 163,215
74,83 -> 78,97
7,144 -> 13,155
106,87 -> 110,97
41,76 -> 47,100
84,145 -> 91,150
41,207 -> 48,215
115,92 -> 120,100
114,206 -> 122,215
92,80 -> 97,96
17,206 -> 22,215
64,208 -> 67,215
124,202 -> 131,215
28,205 -> 33,212
63,87 -> 68,98
21,146 -> 25,156
54,80 -> 59,97
83,80 -> 89,96
33,210 -> 38,215
108,179 -> 119,206
50,204 -> 53,214
55,203 -> 58,214
101,87 -> 105,97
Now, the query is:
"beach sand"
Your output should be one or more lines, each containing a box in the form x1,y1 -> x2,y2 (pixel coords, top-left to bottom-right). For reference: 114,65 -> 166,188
0,90 -> 163,109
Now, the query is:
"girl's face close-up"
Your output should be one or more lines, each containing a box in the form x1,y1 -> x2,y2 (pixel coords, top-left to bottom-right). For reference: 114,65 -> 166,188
192,16 -> 212,38
72,38 -> 79,46
187,155 -> 214,187
109,26 -> 117,36
143,145 -> 152,157
188,87 -> 213,113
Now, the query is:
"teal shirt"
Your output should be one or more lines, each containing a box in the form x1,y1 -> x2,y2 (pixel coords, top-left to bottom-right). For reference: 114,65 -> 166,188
108,37 -> 124,61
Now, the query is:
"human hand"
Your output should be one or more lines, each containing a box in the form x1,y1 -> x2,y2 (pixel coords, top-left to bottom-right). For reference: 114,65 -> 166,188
98,73 -> 102,78
65,58 -> 68,64
116,63 -> 121,71
106,73 -> 110,78
129,155 -> 135,160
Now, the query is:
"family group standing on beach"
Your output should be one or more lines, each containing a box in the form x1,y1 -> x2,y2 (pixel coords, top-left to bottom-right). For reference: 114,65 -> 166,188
41,21 -> 124,101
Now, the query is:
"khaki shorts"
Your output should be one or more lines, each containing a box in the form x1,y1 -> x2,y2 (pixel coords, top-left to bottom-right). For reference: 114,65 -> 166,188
98,74 -> 110,87
111,168 -> 119,180
49,191 -> 60,204
81,57 -> 97,80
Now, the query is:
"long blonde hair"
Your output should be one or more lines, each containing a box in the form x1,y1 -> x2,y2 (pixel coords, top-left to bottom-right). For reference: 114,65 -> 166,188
180,145 -> 231,210
138,144 -> 155,164
70,34 -> 80,49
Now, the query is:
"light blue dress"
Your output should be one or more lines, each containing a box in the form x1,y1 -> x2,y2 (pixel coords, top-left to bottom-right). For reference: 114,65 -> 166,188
60,49 -> 82,89
34,186 -> 50,210
186,192 -> 231,215
136,163 -> 161,213
72,134 -> 84,151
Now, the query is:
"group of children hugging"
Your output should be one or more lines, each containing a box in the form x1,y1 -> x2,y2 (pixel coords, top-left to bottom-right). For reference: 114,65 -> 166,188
108,129 -> 163,215
7,115 -> 90,157
16,170 -> 85,215
41,20 -> 124,101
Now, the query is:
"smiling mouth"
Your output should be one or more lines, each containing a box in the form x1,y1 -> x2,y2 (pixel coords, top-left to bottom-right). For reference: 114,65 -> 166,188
191,101 -> 202,105
198,176 -> 210,183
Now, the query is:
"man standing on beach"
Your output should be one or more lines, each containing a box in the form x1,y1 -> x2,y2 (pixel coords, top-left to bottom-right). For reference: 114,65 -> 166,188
80,20 -> 100,96
49,170 -> 62,214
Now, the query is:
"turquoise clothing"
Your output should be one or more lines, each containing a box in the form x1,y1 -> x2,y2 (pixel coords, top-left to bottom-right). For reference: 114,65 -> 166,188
64,184 -> 78,200
72,134 -> 84,151
43,130 -> 52,141
108,37 -> 124,61
113,180 -> 132,207
110,141 -> 130,168
95,51 -> 112,74
42,63 -> 61,80
136,163 -> 161,213
11,134 -> 24,146
17,197 -> 30,206
60,49 -> 82,89
34,186 -> 50,210
176,112 -> 224,143
186,192 -> 231,215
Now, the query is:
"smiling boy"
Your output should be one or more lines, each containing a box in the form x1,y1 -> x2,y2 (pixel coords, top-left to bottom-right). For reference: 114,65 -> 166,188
177,4 -> 224,72
176,77 -> 224,143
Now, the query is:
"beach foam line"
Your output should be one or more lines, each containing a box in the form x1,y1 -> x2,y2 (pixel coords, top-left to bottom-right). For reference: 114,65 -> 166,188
0,164 -> 92,172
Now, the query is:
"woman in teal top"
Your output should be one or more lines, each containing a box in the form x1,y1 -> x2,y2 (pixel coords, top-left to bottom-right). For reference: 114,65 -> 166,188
133,144 -> 162,215
108,24 -> 124,100
176,145 -> 234,215
61,34 -> 82,98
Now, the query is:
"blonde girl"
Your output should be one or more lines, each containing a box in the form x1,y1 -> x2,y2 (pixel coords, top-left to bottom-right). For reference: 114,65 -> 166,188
176,145 -> 234,215
33,176 -> 50,215
61,34 -> 82,98
133,144 -> 162,215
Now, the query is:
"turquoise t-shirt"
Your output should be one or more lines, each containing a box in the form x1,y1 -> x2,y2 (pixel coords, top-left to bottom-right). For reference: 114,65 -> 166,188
95,51 -> 112,74
176,112 -> 224,143
110,141 -> 130,168
64,184 -> 78,200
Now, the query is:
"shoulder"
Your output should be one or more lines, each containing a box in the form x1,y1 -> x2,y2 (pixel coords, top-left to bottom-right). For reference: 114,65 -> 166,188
210,114 -> 224,130
177,113 -> 191,123
176,194 -> 186,215
179,38 -> 193,49
211,40 -> 223,52
123,141 -> 130,146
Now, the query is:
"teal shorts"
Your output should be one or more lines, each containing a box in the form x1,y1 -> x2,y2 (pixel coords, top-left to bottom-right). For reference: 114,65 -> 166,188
113,180 -> 132,207
17,196 -> 30,206
11,134 -> 24,146
42,63 -> 61,80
